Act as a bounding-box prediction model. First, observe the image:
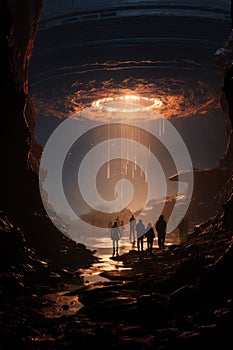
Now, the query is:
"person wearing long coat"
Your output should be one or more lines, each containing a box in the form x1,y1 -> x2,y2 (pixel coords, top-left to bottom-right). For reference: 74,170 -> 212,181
136,219 -> 145,251
111,221 -> 121,256
155,215 -> 167,250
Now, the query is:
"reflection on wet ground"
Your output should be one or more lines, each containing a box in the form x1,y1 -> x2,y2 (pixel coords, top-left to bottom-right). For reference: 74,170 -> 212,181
40,241 -> 131,318
40,232 -> 180,318
42,288 -> 84,318
77,253 -> 131,285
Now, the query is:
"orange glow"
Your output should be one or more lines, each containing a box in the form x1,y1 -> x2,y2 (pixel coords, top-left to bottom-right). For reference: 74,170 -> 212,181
92,94 -> 163,113
33,75 -> 220,120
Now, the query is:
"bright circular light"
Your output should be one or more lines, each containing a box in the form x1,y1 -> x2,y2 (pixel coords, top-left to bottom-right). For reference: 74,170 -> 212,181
92,95 -> 163,113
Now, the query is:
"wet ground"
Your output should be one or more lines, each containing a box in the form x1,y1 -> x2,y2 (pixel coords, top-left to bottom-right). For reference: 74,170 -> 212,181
0,225 -> 232,349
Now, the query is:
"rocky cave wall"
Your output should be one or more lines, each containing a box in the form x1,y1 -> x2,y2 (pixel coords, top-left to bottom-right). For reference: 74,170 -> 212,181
214,5 -> 233,228
0,0 -> 96,268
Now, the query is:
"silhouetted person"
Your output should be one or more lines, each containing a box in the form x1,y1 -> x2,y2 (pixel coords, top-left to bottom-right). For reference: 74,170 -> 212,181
155,215 -> 167,250
145,223 -> 155,253
111,221 -> 121,256
129,214 -> 136,243
178,216 -> 188,242
136,219 -> 145,251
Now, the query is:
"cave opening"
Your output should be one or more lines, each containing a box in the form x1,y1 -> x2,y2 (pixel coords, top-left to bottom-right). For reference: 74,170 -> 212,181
29,0 -> 232,249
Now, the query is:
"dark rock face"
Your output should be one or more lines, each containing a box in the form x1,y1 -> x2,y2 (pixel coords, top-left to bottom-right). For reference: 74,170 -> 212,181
214,9 -> 233,229
0,0 -> 96,268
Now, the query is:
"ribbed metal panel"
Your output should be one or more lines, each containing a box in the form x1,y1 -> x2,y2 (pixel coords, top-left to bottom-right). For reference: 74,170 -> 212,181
41,0 -> 231,21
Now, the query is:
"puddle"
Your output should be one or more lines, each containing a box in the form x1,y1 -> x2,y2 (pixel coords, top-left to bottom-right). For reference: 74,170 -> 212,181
79,254 -> 132,284
77,243 -> 134,286
40,283 -> 84,318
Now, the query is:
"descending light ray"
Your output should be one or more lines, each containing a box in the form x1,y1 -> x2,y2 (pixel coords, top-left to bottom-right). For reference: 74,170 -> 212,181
78,138 -> 164,215
159,118 -> 162,137
107,161 -> 110,179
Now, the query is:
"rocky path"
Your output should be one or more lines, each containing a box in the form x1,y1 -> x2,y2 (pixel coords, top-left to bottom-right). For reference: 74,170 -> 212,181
1,224 -> 232,349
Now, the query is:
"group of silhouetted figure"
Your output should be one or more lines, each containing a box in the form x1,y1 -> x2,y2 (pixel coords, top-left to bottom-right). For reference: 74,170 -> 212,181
110,214 -> 167,257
